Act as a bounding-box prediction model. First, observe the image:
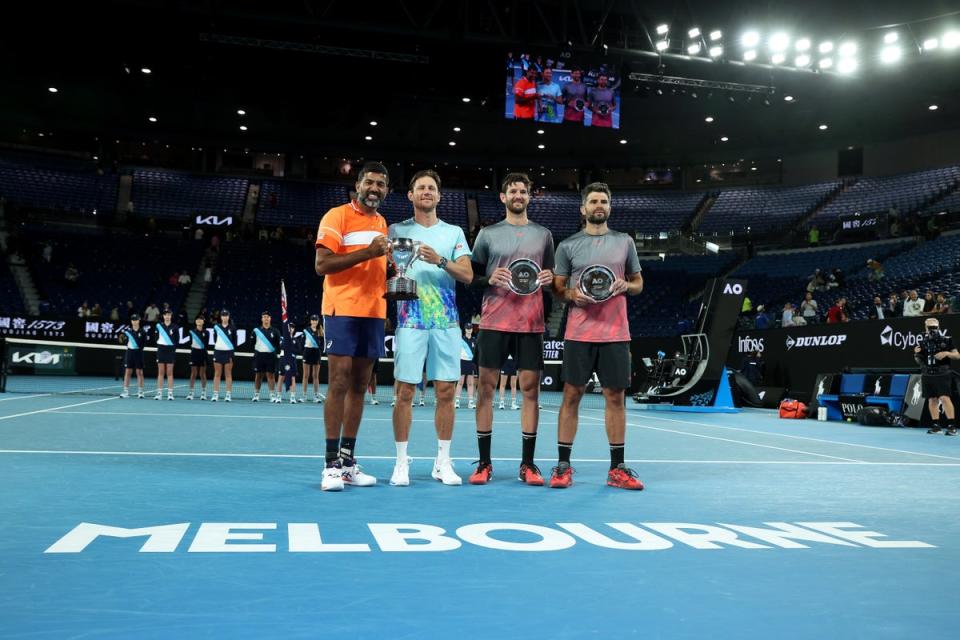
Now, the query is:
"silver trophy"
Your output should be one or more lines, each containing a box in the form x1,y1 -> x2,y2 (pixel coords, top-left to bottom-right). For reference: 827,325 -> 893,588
385,237 -> 423,300
579,264 -> 616,301
507,258 -> 542,296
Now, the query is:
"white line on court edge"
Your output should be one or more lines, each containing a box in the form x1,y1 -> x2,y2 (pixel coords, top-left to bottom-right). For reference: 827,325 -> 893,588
541,408 -> 866,463
595,408 -> 960,462
0,449 -> 958,466
48,410 -> 486,424
0,397 -> 119,422
0,393 -> 51,402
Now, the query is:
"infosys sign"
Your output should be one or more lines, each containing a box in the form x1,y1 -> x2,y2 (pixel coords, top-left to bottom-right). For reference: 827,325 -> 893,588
785,334 -> 847,351
880,325 -> 950,351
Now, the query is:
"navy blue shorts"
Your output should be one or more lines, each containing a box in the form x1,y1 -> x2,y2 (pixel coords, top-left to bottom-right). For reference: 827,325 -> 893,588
124,350 -> 144,370
190,349 -> 208,367
323,315 -> 385,360
254,352 -> 278,373
156,347 -> 176,365
303,348 -> 321,365
214,350 -> 233,365
461,361 -> 477,376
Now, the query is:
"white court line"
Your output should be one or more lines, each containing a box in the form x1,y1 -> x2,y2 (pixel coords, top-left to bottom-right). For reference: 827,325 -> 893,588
606,408 -> 960,462
0,397 -> 118,422
541,408 -> 865,463
49,410 -> 488,425
0,449 -> 958,466
0,393 -> 51,402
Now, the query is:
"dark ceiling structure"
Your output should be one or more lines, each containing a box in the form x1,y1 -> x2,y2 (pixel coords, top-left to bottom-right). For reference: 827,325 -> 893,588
1,0 -> 958,169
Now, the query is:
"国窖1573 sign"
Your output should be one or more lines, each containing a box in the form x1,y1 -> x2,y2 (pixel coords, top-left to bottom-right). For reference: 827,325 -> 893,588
45,520 -> 934,554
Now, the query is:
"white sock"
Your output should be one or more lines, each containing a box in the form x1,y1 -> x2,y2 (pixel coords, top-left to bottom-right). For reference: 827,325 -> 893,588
437,439 -> 451,463
396,441 -> 408,461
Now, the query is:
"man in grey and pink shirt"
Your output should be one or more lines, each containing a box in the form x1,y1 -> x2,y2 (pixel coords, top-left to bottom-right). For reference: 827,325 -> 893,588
469,172 -> 555,486
550,182 -> 644,490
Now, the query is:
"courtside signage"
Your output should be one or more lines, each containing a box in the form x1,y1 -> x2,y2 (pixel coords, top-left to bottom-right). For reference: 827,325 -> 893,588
46,520 -> 934,553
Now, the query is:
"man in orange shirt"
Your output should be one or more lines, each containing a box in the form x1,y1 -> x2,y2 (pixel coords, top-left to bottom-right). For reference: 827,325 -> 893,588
513,66 -> 538,120
315,161 -> 392,491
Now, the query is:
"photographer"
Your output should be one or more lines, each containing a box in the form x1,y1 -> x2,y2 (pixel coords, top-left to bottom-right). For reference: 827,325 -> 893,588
914,317 -> 960,436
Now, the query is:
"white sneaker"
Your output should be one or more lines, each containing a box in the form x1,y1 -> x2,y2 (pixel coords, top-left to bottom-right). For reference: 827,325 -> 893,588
390,457 -> 412,486
468,400 -> 476,409
186,393 -> 194,401
211,393 -> 219,402
341,463 -> 377,486
252,394 -> 260,402
200,392 -> 207,401
298,398 -> 306,403
224,393 -> 231,403
418,398 -> 425,407
498,401 -> 505,410
154,392 -> 162,400
511,401 -> 519,410
137,391 -> 144,399
455,398 -> 460,409
289,396 -> 297,404
432,459 -> 463,486
120,389 -> 129,398
167,393 -> 174,401
370,398 -> 379,405
390,397 -> 397,407
321,464 -> 344,492
314,395 -> 322,404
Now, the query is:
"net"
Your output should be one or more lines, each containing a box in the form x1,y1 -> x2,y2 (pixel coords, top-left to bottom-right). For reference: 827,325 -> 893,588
0,337 -> 609,409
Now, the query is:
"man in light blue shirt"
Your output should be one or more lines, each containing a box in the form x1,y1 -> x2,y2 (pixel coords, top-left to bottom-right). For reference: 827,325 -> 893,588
387,170 -> 473,487
537,67 -> 563,123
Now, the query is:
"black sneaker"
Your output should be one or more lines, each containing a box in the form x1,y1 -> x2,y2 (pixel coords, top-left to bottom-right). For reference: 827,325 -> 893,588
946,427 -> 958,436
927,427 -> 943,434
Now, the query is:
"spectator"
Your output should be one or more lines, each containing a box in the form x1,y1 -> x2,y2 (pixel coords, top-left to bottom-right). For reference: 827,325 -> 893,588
887,292 -> 903,317
64,263 -> 80,285
800,292 -> 818,323
125,300 -> 136,320
178,271 -> 192,286
169,272 -> 180,287
826,298 -> 849,324
922,290 -> 936,315
204,265 -> 213,283
807,269 -> 826,293
210,234 -> 220,251
866,259 -> 884,282
258,228 -> 269,241
144,303 -> 161,323
109,306 -> 121,322
42,242 -> 53,263
935,293 -> 951,315
808,226 -> 819,247
781,302 -> 795,327
830,266 -> 844,288
868,296 -> 886,320
903,290 -> 924,317
194,227 -> 205,241
754,305 -> 771,330
90,303 -> 102,319
77,301 -> 90,318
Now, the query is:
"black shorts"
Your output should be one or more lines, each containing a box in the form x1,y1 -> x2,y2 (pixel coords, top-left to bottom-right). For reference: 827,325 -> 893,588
922,373 -> 953,398
156,347 -> 176,365
562,340 -> 631,389
254,352 -> 278,373
190,349 -> 208,367
461,361 -> 477,376
477,329 -> 543,372
501,359 -> 517,376
303,348 -> 321,365
214,350 -> 233,365
124,350 -> 144,370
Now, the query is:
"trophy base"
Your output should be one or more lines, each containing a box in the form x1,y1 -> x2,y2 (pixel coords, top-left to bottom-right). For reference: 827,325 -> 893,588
384,277 -> 419,301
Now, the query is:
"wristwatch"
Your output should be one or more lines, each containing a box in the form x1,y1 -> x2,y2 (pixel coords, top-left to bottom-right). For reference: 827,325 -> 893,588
438,257 -> 448,270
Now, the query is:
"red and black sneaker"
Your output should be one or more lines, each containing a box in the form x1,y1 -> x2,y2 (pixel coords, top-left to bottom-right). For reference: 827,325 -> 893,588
469,461 -> 493,485
518,462 -> 545,486
549,462 -> 574,488
607,464 -> 644,491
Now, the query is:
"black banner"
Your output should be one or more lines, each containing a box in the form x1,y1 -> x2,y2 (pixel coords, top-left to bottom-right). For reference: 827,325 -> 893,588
727,316 -> 960,400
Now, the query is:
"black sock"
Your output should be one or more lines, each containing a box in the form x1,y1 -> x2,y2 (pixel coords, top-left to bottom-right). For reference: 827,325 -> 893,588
477,430 -> 492,464
558,441 -> 573,465
610,443 -> 625,470
325,438 -> 340,465
340,437 -> 356,465
521,431 -> 537,465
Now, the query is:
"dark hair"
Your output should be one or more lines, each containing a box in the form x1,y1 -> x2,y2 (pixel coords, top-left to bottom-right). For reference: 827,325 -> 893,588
581,181 -> 612,205
358,161 -> 390,185
409,169 -> 441,192
501,172 -> 532,194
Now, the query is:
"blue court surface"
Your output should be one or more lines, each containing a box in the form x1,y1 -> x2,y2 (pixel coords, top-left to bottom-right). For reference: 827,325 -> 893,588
2,386 -> 959,639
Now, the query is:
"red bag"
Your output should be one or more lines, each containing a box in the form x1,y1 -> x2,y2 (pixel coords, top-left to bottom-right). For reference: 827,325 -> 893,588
779,399 -> 809,419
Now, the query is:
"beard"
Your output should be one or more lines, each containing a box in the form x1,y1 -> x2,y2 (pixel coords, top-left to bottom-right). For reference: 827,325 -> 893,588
507,200 -> 527,214
359,191 -> 382,208
586,211 -> 608,224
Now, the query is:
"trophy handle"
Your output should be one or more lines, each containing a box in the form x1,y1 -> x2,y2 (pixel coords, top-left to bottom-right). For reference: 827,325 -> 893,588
410,241 -> 424,266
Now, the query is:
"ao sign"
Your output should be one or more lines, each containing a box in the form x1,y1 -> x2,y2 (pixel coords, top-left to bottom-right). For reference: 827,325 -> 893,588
195,215 -> 233,226
723,283 -> 743,295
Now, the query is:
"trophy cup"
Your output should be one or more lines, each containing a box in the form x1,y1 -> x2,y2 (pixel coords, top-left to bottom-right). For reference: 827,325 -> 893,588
384,238 -> 423,300
507,258 -> 542,296
578,264 -> 616,301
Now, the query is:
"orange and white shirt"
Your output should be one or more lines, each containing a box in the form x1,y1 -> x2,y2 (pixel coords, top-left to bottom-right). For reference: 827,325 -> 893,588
315,201 -> 388,319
